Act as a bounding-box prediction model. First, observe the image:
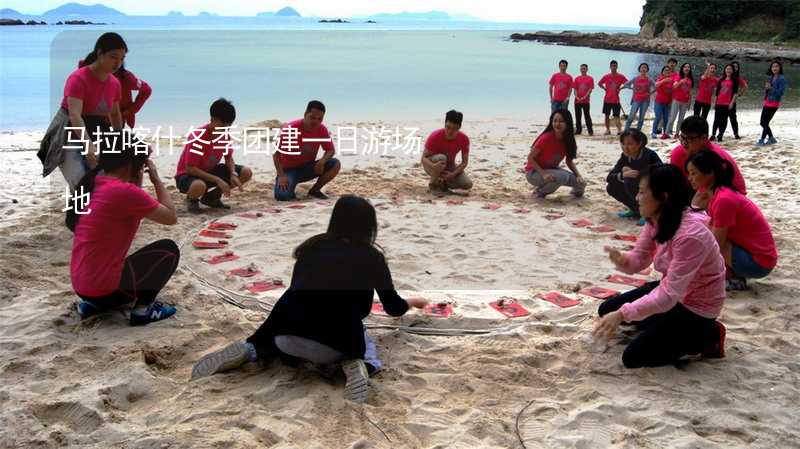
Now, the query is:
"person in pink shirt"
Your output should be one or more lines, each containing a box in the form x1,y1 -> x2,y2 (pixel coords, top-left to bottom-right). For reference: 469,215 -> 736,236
727,61 -> 748,140
68,133 -> 180,326
593,164 -> 727,368
524,109 -> 586,198
686,150 -> 777,291
422,110 -> 472,192
622,63 -> 656,131
114,66 -> 152,128
666,63 -> 694,138
652,66 -> 674,139
670,116 -> 746,209
693,63 -> 718,119
572,64 -> 595,135
549,60 -> 573,112
274,100 -> 341,201
598,60 -> 628,135
175,98 -> 253,213
758,61 -> 787,146
710,64 -> 739,142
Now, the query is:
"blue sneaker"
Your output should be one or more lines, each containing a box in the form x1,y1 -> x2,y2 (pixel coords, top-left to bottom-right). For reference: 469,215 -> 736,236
76,300 -> 100,319
130,302 -> 176,326
767,137 -> 778,145
756,139 -> 766,147
617,210 -> 637,219
636,217 -> 647,226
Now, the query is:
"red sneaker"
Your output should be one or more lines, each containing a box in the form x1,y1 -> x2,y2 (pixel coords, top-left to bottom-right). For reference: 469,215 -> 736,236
660,133 -> 669,140
703,321 -> 726,359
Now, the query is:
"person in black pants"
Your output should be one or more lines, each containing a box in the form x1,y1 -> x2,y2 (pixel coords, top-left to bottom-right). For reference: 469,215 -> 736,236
191,195 -> 428,403
573,63 -> 594,135
606,129 -> 662,222
727,61 -> 747,139
593,164 -> 727,368
711,64 -> 739,142
757,61 -> 787,146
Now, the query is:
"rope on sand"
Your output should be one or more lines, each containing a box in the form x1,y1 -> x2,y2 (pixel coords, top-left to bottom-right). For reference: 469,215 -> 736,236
515,398 -> 539,449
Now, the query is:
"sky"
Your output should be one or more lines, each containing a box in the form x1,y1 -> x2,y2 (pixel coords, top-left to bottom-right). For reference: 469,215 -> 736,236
2,1 -> 647,27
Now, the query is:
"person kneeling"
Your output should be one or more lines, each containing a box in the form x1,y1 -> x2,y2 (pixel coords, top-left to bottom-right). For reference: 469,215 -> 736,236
606,129 -> 662,225
593,164 -> 726,368
191,195 -> 427,403
524,109 -> 586,199
174,98 -> 253,213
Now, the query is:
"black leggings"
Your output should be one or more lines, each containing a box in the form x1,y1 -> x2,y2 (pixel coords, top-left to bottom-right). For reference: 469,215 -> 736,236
606,177 -> 640,214
712,105 -> 730,138
78,239 -> 180,310
760,106 -> 779,140
728,102 -> 739,137
693,101 -> 711,119
598,281 -> 720,368
574,103 -> 593,134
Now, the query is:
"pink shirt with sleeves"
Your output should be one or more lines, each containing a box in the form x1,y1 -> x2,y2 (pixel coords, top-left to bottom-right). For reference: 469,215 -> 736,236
616,210 -> 726,322
60,66 -> 122,117
549,72 -> 573,102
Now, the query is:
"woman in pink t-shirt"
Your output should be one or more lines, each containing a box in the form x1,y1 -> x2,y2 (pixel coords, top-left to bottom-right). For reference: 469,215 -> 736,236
758,61 -> 787,146
710,64 -> 739,142
54,33 -> 127,190
686,150 -> 777,291
524,109 -> 585,198
593,164 -> 726,368
667,63 -> 694,138
622,63 -> 656,132
68,134 -> 180,326
114,65 -> 152,128
727,61 -> 748,140
693,63 -> 718,119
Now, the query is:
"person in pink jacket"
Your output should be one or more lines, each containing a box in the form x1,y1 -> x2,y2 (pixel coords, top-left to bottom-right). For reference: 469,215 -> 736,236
593,164 -> 727,368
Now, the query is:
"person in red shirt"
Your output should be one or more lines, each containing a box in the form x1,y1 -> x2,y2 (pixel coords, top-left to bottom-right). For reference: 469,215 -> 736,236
598,60 -> 628,135
758,61 -> 787,146
524,109 -> 585,198
667,57 -> 679,82
114,65 -> 152,128
572,64 -> 595,135
693,63 -> 718,119
727,61 -> 748,140
652,65 -> 674,139
622,63 -> 655,131
710,64 -> 739,142
686,150 -> 777,290
666,62 -> 694,138
549,60 -> 573,112
274,100 -> 340,201
671,116 -> 746,209
174,98 -> 253,213
68,132 -> 180,326
421,110 -> 472,192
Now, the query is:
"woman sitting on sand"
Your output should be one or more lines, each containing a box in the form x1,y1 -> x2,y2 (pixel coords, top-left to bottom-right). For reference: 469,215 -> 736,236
593,164 -> 727,368
69,133 -> 180,326
524,109 -> 586,199
686,150 -> 778,291
192,195 -> 428,403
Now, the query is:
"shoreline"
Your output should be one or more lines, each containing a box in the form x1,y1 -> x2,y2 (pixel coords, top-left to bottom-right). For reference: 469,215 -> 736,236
510,31 -> 800,63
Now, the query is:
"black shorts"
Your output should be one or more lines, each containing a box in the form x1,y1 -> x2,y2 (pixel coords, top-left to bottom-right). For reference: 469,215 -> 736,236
175,164 -> 244,193
603,102 -> 621,117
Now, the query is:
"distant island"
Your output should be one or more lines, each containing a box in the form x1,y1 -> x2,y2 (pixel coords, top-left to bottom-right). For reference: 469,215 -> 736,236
319,19 -> 349,24
256,7 -> 301,17
42,2 -> 125,18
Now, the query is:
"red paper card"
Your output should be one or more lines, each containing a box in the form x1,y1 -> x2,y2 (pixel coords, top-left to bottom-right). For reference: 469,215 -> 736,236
204,253 -> 239,265
315,200 -> 332,206
199,229 -> 232,239
371,303 -> 386,314
612,234 -> 637,242
423,303 -> 453,318
489,300 -> 530,317
570,218 -> 593,228
539,291 -> 582,308
446,199 -> 464,206
579,286 -> 620,300
208,222 -> 237,230
237,212 -> 263,219
193,241 -> 228,249
589,225 -> 616,233
483,203 -> 502,211
286,204 -> 306,209
514,207 -> 531,214
245,280 -> 283,293
544,213 -> 565,221
229,267 -> 261,277
606,274 -> 647,287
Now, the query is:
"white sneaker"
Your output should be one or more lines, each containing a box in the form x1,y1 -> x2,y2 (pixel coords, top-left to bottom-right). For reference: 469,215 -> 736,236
191,342 -> 249,380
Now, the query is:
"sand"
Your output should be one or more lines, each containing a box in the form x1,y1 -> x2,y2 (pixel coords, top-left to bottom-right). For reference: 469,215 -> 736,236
1,109 -> 799,448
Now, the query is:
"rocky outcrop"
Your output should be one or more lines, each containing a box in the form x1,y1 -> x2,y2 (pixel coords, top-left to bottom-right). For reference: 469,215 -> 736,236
509,31 -> 800,64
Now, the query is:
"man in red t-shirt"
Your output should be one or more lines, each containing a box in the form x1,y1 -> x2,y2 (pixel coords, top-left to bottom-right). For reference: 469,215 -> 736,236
174,98 -> 253,213
421,110 -> 472,192
598,60 -> 629,135
573,63 -> 595,136
549,60 -> 573,113
273,100 -> 340,201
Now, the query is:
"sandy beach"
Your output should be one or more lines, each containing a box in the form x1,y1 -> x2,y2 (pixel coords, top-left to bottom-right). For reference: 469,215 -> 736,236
1,109 -> 799,448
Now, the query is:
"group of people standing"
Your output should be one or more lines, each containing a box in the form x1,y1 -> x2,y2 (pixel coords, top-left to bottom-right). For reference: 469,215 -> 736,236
36,32 -> 782,404
547,57 -> 787,145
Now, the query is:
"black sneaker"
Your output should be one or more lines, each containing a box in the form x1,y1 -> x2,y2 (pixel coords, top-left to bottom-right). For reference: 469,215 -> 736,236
308,189 -> 328,200
201,190 -> 230,209
186,198 -> 202,214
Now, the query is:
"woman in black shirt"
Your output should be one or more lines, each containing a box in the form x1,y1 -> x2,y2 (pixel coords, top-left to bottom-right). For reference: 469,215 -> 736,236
192,195 -> 427,403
